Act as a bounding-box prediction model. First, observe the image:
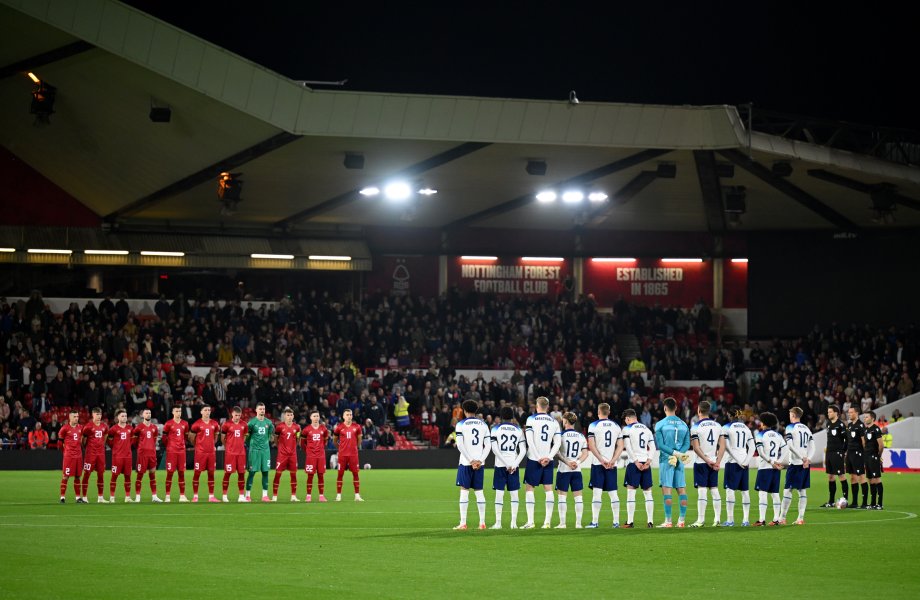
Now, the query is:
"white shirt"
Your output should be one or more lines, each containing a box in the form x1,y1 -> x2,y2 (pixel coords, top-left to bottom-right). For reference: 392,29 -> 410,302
557,430 -> 588,474
524,413 -> 561,461
755,429 -> 785,470
622,422 -> 654,463
690,418 -> 722,463
721,421 -> 754,466
490,422 -> 526,469
587,418 -> 623,464
783,422 -> 814,466
455,418 -> 491,466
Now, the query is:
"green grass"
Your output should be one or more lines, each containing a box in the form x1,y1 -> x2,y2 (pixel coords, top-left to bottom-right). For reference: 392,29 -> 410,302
0,469 -> 918,599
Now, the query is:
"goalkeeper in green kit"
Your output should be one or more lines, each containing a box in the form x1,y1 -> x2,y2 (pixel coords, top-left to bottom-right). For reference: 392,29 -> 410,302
245,402 -> 275,502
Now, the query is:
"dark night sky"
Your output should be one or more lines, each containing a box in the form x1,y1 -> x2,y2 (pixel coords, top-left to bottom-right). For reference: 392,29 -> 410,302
123,1 -> 919,131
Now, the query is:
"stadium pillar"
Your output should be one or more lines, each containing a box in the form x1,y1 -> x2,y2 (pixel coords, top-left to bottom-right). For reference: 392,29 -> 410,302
573,257 -> 584,297
438,255 -> 448,295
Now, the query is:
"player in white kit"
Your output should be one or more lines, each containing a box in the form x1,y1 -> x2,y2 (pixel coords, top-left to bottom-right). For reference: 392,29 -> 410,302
453,400 -> 492,530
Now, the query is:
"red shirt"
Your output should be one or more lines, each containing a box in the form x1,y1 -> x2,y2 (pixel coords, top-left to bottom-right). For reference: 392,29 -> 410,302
82,422 -> 108,457
191,419 -> 219,454
162,419 -> 189,454
133,422 -> 158,453
275,422 -> 301,458
59,424 -> 83,458
221,421 -> 247,456
301,424 -> 329,457
107,424 -> 133,459
333,422 -> 361,457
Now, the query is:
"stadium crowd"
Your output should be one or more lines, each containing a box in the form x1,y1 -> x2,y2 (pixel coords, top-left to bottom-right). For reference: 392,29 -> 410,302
1,290 -> 917,450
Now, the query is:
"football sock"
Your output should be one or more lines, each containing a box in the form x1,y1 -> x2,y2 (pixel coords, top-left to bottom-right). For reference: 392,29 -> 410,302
459,489 -> 469,525
712,489 -> 721,521
698,488 -> 708,520
758,491 -> 768,522
544,491 -> 555,524
663,494 -> 673,521
771,493 -> 781,521
272,472 -> 282,496
828,480 -> 837,503
246,471 -> 255,492
725,489 -> 735,520
474,490 -> 487,525
841,480 -> 849,502
643,489 -> 654,523
495,490 -> 505,523
290,472 -> 297,496
678,494 -> 688,520
797,491 -> 807,520
781,491 -> 793,519
626,488 -> 636,523
574,496 -> 583,526
877,482 -> 883,505
509,490 -> 519,523
741,490 -> 751,522
525,490 -> 536,523
608,490 -> 620,524
557,495 -> 567,524
591,488 -> 603,523
860,483 -> 869,506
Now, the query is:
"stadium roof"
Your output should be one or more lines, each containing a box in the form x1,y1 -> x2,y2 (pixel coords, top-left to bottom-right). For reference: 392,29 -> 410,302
2,0 -> 919,243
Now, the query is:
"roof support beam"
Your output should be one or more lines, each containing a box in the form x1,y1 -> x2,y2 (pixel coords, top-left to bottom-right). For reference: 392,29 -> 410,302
273,142 -> 491,229
718,149 -> 860,230
105,132 -> 302,221
808,169 -> 920,211
445,148 -> 671,230
694,150 -> 726,232
0,41 -> 94,80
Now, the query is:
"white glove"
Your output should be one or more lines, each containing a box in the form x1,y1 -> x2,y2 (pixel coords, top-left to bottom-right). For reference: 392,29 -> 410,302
667,455 -> 678,467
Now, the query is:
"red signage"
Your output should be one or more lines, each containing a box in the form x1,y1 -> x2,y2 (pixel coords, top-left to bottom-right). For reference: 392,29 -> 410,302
366,255 -> 439,298
449,257 -> 570,298
583,258 -> 713,307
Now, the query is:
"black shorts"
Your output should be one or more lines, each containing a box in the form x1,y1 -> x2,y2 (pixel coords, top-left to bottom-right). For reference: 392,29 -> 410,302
845,451 -> 864,475
864,455 -> 883,479
825,451 -> 845,476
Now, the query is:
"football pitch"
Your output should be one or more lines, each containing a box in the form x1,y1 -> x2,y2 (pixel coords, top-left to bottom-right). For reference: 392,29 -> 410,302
0,469 -> 918,599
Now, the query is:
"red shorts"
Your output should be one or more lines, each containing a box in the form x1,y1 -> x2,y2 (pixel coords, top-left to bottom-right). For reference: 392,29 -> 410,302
224,454 -> 246,474
194,453 -> 216,473
83,453 -> 106,474
276,454 -> 298,472
111,456 -> 132,476
166,452 -> 186,473
137,452 -> 157,474
338,454 -> 359,473
62,455 -> 82,478
304,455 -> 326,474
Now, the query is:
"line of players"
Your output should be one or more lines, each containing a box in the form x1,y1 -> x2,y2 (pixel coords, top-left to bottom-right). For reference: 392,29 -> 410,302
56,402 -> 364,503
452,395 -> 838,530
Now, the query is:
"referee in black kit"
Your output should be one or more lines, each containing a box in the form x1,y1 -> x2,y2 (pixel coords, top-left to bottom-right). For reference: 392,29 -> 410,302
822,405 -> 848,507
845,406 -> 868,508
862,411 -> 885,509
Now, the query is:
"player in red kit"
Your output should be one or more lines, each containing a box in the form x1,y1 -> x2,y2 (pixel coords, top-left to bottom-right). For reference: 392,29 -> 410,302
59,410 -> 85,503
301,410 -> 330,502
333,409 -> 364,501
162,405 -> 190,502
221,406 -> 248,502
107,409 -> 134,502
81,407 -> 109,503
189,405 -> 221,503
272,407 -> 301,502
133,408 -> 162,502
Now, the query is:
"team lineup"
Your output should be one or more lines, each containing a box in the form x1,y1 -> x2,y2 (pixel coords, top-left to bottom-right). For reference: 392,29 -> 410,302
453,396 -> 887,531
56,403 -> 364,504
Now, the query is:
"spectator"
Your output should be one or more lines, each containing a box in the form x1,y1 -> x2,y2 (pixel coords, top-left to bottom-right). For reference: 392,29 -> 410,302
29,422 -> 49,449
